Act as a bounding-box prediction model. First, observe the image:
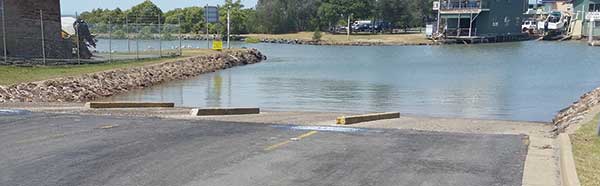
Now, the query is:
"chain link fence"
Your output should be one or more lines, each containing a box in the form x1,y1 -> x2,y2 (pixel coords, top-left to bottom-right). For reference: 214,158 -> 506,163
0,8 -> 201,66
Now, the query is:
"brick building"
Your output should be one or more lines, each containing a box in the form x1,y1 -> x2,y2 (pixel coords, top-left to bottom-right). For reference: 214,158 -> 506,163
0,0 -> 71,59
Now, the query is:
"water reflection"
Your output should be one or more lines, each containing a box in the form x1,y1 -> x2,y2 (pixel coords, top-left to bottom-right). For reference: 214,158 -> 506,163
105,41 -> 600,122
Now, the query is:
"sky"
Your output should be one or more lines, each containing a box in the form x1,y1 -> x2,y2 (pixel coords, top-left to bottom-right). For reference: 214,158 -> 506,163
60,0 -> 258,15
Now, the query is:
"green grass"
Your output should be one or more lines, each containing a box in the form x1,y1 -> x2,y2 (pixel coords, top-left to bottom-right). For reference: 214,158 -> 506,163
571,113 -> 600,186
0,49 -> 222,86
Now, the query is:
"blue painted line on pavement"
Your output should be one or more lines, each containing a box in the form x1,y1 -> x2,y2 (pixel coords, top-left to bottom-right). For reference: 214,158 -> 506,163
0,109 -> 32,116
271,125 -> 381,133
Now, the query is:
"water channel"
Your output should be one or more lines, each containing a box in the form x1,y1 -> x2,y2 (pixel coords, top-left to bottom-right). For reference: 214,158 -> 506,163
103,40 -> 600,122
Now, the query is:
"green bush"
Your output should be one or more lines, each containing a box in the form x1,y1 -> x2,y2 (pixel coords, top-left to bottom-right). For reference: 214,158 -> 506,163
312,30 -> 322,41
245,37 -> 260,43
112,30 -> 127,39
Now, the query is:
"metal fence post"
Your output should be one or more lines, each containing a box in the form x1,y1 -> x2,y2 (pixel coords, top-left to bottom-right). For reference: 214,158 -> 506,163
76,12 -> 81,65
136,19 -> 139,60
108,18 -> 112,63
178,16 -> 182,56
158,14 -> 162,57
39,10 -> 46,65
1,0 -> 7,64
126,16 -> 130,53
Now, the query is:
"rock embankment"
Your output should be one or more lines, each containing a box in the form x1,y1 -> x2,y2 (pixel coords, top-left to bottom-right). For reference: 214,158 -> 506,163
258,38 -> 435,46
0,49 -> 266,102
553,87 -> 600,134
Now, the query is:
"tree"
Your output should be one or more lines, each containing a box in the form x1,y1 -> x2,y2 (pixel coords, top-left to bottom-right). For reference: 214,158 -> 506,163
318,0 -> 375,30
219,0 -> 250,34
127,0 -> 163,24
164,7 -> 204,34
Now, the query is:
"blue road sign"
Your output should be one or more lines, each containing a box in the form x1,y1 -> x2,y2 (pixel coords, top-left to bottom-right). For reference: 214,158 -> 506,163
205,6 -> 219,23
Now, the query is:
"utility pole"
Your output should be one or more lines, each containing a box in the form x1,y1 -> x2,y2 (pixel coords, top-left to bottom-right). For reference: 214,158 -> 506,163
227,5 -> 231,49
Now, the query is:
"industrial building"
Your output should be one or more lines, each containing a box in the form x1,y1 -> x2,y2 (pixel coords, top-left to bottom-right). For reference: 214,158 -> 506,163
435,0 -> 529,41
0,0 -> 71,59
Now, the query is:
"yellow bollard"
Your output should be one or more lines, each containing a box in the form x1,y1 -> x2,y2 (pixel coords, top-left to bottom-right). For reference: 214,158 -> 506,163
212,40 -> 223,51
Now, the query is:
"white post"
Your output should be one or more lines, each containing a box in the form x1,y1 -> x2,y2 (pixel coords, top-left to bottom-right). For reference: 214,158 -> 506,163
227,6 -> 231,49
590,18 -> 594,44
347,14 -> 351,41
1,0 -> 7,63
436,9 -> 441,36
469,13 -> 473,37
40,10 -> 46,65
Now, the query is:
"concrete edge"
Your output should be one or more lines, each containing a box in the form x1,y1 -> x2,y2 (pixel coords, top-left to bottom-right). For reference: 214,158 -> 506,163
559,133 -> 581,186
85,102 -> 175,109
336,112 -> 400,125
190,108 -> 260,116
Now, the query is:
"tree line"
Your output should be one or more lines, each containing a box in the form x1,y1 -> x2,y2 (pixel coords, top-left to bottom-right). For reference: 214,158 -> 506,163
79,0 -> 434,35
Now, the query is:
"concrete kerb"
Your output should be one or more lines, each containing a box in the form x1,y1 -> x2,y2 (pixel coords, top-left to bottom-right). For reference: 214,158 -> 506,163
85,102 -> 175,109
336,112 -> 400,125
559,133 -> 581,186
190,108 -> 260,116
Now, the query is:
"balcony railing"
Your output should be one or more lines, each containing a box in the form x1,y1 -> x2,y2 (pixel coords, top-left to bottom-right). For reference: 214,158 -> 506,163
440,1 -> 483,10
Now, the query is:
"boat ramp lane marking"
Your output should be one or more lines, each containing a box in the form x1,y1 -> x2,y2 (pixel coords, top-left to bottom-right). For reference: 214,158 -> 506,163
270,125 -> 377,133
264,131 -> 319,151
0,109 -> 32,116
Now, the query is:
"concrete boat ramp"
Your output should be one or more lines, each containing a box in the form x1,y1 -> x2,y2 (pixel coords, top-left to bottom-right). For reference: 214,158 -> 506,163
0,103 -> 560,186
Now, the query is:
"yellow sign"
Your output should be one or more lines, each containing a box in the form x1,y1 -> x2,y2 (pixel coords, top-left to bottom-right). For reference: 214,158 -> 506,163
212,41 -> 223,51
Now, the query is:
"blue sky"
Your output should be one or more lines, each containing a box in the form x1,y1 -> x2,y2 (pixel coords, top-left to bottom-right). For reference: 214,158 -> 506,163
60,0 -> 258,15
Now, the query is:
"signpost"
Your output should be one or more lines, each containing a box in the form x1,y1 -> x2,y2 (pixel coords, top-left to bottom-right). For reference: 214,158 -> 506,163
204,5 -> 219,49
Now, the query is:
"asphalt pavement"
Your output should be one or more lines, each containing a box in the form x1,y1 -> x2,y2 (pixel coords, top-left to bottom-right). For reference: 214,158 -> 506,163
0,112 -> 528,186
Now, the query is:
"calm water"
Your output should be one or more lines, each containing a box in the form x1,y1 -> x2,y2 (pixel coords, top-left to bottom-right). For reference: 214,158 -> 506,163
105,41 -> 600,122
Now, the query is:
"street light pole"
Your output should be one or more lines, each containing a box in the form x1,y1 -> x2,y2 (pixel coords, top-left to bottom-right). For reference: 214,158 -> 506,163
227,5 -> 231,49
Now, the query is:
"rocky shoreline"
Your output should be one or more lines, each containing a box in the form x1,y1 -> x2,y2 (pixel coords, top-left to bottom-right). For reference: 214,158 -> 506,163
553,87 -> 600,134
0,49 -> 266,103
257,38 -> 437,46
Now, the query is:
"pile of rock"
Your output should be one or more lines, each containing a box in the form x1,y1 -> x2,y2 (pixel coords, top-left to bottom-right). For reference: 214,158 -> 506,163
0,49 -> 266,103
553,87 -> 600,134
259,38 -> 435,46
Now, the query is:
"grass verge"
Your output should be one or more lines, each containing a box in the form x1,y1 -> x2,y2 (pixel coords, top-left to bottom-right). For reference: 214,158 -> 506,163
242,32 -> 431,45
571,113 -> 600,186
0,49 -> 221,86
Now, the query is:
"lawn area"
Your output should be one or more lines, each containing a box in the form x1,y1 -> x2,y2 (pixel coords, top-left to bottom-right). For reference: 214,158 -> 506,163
0,49 -> 221,86
571,113 -> 600,186
243,32 -> 431,45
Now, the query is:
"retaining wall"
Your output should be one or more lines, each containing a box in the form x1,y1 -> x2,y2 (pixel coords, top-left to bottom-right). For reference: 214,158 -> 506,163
0,49 -> 266,102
